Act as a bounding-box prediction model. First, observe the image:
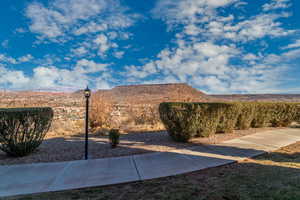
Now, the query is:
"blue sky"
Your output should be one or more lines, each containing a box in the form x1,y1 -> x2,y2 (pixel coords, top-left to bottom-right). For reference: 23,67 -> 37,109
0,0 -> 300,94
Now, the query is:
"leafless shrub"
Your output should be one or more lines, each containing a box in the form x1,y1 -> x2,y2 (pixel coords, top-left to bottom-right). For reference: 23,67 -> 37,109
90,93 -> 114,130
127,104 -> 161,126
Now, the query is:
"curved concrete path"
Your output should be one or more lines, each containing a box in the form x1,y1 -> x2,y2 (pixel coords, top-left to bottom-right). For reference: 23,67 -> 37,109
1,128 -> 300,197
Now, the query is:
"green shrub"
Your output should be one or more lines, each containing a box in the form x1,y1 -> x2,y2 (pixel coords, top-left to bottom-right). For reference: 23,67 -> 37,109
235,103 -> 256,130
159,102 -> 300,143
251,102 -> 300,128
109,129 -> 120,148
294,104 -> 300,123
251,103 -> 273,128
217,103 -> 241,133
159,103 -> 198,142
159,103 -> 228,142
268,103 -> 298,127
0,107 -> 53,157
194,103 -> 230,137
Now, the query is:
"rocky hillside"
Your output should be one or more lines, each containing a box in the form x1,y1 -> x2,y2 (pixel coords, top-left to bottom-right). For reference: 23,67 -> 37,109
95,83 -> 212,104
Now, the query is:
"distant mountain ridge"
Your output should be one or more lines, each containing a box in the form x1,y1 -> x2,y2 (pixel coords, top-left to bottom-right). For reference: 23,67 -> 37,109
3,83 -> 300,103
210,94 -> 300,102
95,83 -> 212,104
90,83 -> 300,104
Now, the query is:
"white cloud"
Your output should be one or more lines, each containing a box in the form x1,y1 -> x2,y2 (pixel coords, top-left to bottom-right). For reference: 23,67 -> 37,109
7,0 -> 297,93
282,39 -> 300,49
114,51 -> 124,59
18,54 -> 33,62
0,54 -> 17,64
31,67 -> 62,88
184,24 -> 202,36
192,76 -> 227,93
229,13 -> 294,42
0,66 -> 30,89
153,0 -> 293,42
71,47 -> 88,56
25,0 -> 138,63
73,22 -> 108,35
125,63 -> 156,79
108,31 -> 118,40
95,77 -> 111,89
0,54 -> 33,64
125,40 -> 285,93
263,0 -> 291,11
26,3 -> 63,38
26,0 -> 106,39
152,0 -> 237,28
243,53 -> 260,61
234,1 -> 248,8
94,34 -> 110,55
282,48 -> 300,59
0,59 -> 110,91
25,0 -> 137,40
74,59 -> 108,73
122,0 -> 296,94
125,41 -> 239,82
184,13 -> 293,42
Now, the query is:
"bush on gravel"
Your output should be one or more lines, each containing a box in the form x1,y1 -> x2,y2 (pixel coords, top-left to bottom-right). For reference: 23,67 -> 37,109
0,107 -> 53,157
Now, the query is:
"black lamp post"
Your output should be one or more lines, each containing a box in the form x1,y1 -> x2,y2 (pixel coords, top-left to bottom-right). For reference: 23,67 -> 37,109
84,86 -> 91,160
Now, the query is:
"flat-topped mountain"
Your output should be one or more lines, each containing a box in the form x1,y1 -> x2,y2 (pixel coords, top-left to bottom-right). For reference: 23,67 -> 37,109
95,83 -> 212,104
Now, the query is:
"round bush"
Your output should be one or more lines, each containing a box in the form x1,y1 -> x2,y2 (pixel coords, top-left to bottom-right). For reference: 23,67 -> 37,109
159,103 -> 198,142
0,107 -> 53,157
109,129 -> 120,148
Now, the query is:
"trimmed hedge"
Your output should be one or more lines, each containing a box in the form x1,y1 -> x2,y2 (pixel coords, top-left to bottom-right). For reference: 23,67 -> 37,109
269,103 -> 298,127
235,103 -> 256,130
251,103 -> 272,128
251,102 -> 299,127
159,103 -> 237,142
217,103 -> 241,133
295,104 -> 300,123
191,103 -> 226,138
0,107 -> 53,157
159,102 -> 300,142
159,103 -> 198,142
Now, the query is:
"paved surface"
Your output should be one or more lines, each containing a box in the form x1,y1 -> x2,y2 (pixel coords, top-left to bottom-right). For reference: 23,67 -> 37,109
0,128 -> 299,197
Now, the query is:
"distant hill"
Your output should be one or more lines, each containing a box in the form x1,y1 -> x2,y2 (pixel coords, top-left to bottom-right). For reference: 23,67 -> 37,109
94,83 -> 300,104
95,83 -> 212,104
210,94 -> 300,102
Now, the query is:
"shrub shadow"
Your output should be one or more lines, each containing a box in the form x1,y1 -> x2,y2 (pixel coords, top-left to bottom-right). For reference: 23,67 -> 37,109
0,127 -> 299,166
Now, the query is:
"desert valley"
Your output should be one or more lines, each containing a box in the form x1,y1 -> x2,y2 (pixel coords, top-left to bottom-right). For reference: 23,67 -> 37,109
1,83 -> 300,137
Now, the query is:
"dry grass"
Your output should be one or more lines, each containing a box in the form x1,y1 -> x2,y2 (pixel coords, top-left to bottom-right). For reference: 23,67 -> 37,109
5,141 -> 300,200
90,93 -> 114,130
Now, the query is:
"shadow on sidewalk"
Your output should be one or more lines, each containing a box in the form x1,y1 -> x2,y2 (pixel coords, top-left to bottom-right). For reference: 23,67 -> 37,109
0,127 -> 299,166
2,143 -> 300,200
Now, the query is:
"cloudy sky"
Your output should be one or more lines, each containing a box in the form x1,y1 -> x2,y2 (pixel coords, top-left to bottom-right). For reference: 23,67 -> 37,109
0,0 -> 300,94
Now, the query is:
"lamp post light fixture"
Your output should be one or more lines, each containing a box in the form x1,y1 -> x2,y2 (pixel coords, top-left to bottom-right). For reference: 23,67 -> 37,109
84,86 -> 91,160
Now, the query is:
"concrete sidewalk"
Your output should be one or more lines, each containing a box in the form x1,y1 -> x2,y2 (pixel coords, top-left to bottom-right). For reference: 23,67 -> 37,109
1,128 -> 300,197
